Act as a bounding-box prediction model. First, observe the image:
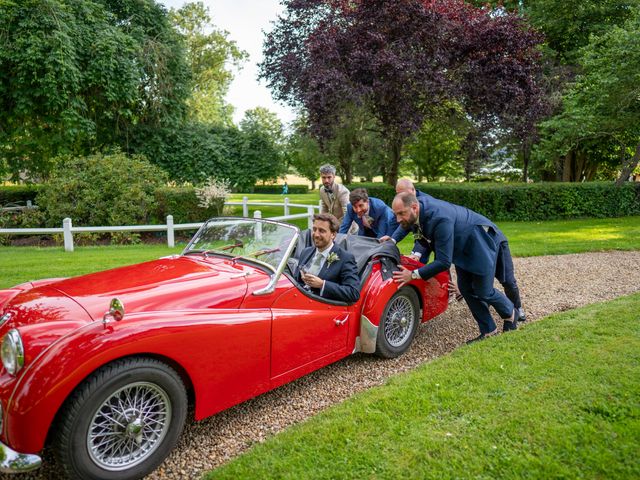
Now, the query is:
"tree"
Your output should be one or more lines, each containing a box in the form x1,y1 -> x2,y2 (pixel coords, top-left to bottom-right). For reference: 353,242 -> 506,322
239,107 -> 287,184
260,0 -> 545,185
536,11 -> 640,184
405,104 -> 467,181
170,2 -> 247,125
286,117 -> 328,190
0,0 -> 190,180
474,0 -> 640,181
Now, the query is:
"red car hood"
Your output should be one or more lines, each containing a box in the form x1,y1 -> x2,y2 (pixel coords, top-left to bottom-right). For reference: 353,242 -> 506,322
48,255 -> 256,320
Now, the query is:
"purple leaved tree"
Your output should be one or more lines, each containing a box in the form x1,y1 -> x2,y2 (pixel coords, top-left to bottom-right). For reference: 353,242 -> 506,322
261,0 -> 546,185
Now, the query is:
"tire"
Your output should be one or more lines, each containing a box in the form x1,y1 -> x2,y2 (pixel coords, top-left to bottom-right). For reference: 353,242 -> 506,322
54,357 -> 188,480
375,287 -> 420,358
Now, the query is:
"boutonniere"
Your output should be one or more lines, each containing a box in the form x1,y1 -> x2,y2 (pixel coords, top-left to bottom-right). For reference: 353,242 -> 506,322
413,225 -> 425,241
326,252 -> 340,266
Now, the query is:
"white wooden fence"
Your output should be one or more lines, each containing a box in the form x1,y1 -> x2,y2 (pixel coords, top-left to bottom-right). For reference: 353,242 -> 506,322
0,197 -> 323,252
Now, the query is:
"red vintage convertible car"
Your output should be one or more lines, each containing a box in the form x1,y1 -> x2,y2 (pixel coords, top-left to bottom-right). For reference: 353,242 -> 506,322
0,218 -> 448,479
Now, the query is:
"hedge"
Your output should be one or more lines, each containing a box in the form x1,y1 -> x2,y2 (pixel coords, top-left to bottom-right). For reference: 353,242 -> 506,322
238,184 -> 309,194
346,181 -> 640,221
0,185 -> 44,205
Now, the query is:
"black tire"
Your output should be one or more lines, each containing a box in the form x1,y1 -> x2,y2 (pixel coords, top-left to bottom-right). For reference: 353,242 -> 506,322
375,287 -> 420,358
54,357 -> 187,480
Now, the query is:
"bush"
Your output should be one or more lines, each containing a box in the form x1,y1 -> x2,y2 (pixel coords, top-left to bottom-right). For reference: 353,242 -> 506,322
0,185 -> 44,206
153,186 -> 221,224
37,152 -> 167,227
346,181 -> 640,221
242,184 -> 309,194
195,178 -> 230,216
0,208 -> 47,245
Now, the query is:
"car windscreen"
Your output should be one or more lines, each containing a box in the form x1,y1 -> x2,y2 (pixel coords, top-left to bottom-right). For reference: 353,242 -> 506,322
183,218 -> 298,272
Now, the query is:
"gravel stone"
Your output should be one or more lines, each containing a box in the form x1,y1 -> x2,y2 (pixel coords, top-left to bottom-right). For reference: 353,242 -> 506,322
4,250 -> 640,480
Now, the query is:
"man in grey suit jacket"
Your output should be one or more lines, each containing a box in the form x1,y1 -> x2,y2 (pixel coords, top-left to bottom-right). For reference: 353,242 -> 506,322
388,192 -> 519,342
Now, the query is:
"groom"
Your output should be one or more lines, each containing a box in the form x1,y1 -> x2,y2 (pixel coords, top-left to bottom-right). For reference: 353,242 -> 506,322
297,213 -> 360,303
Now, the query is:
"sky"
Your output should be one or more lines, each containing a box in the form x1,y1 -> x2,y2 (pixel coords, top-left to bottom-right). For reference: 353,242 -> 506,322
160,0 -> 296,126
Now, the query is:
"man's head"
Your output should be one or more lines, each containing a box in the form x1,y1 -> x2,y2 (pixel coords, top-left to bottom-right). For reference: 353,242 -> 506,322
349,188 -> 369,218
392,192 -> 419,230
396,178 -> 416,195
312,213 -> 339,250
319,164 -> 336,191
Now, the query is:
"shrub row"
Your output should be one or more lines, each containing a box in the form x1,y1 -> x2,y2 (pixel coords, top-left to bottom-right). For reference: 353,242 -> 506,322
239,184 -> 309,194
0,185 -> 44,205
347,181 -> 640,221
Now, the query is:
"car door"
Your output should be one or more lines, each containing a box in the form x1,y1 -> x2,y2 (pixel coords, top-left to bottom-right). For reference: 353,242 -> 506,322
269,287 -> 353,381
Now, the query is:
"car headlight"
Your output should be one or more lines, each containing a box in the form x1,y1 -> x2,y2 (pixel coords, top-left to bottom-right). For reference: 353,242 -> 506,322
1,329 -> 24,376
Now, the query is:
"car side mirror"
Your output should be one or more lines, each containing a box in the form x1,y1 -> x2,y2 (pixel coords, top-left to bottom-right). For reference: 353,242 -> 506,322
103,298 -> 125,326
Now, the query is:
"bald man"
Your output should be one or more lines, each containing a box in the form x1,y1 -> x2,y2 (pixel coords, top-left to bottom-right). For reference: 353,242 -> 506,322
387,192 -> 520,342
394,178 -> 525,322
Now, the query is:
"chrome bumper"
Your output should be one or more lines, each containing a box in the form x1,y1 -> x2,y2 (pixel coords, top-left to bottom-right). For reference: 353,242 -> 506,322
0,441 -> 41,473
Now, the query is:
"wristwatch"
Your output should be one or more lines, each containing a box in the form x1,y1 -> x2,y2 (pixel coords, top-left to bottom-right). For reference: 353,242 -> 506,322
411,269 -> 421,280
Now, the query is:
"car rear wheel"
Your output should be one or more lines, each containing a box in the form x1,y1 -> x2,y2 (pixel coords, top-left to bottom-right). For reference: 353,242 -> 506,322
375,287 -> 420,358
54,357 -> 187,480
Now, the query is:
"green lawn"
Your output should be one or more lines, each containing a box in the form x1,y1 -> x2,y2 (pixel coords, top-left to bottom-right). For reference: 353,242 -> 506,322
0,244 -> 184,289
206,292 -> 640,480
0,216 -> 638,289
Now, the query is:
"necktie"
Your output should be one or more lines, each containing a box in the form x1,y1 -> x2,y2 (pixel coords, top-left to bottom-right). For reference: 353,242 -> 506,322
307,252 -> 324,275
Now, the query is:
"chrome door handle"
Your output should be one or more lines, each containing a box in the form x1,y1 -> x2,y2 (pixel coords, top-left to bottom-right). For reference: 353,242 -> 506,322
334,316 -> 348,326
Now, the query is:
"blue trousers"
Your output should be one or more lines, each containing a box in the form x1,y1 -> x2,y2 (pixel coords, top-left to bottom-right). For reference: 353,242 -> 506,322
495,240 -> 522,309
456,265 -> 514,334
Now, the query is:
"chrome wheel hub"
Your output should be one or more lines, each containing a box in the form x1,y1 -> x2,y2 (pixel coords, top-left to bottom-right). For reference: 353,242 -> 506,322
87,382 -> 171,471
384,296 -> 415,347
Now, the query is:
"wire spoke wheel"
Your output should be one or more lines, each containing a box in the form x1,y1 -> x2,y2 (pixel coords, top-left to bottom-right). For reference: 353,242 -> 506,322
384,296 -> 415,347
88,382 -> 172,471
376,287 -> 420,358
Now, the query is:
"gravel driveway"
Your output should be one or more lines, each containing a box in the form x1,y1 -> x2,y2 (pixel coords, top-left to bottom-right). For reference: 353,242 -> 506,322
5,250 -> 640,480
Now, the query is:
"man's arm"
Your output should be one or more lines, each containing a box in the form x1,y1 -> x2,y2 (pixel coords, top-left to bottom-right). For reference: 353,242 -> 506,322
319,189 -> 329,214
338,206 -> 354,234
321,254 -> 360,303
338,186 -> 349,216
415,218 -> 454,280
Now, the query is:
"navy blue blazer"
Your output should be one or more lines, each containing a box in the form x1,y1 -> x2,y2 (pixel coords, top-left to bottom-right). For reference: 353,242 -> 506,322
392,196 -> 506,279
338,197 -> 398,238
296,244 -> 360,303
409,190 -> 432,262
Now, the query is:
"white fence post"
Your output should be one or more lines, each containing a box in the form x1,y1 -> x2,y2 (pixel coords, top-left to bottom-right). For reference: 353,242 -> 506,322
307,206 -> 315,229
284,197 -> 290,216
254,210 -> 262,241
242,196 -> 249,217
63,218 -> 74,252
166,215 -> 175,248
318,200 -> 323,212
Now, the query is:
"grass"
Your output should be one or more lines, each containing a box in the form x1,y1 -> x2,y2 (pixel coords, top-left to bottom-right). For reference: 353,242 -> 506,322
226,192 -> 319,230
205,292 -> 640,480
0,244 -> 184,289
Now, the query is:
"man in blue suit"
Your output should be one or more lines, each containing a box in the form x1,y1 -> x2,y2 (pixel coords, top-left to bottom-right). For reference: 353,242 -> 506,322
297,213 -> 360,303
339,188 -> 398,238
388,192 -> 519,342
395,178 -> 526,321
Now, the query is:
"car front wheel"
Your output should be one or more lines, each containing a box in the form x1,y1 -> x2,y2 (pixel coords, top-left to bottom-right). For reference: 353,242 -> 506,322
54,357 -> 187,480
376,287 -> 420,358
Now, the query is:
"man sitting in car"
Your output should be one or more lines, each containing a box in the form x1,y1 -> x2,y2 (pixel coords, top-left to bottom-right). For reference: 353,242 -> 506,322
297,213 -> 360,303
